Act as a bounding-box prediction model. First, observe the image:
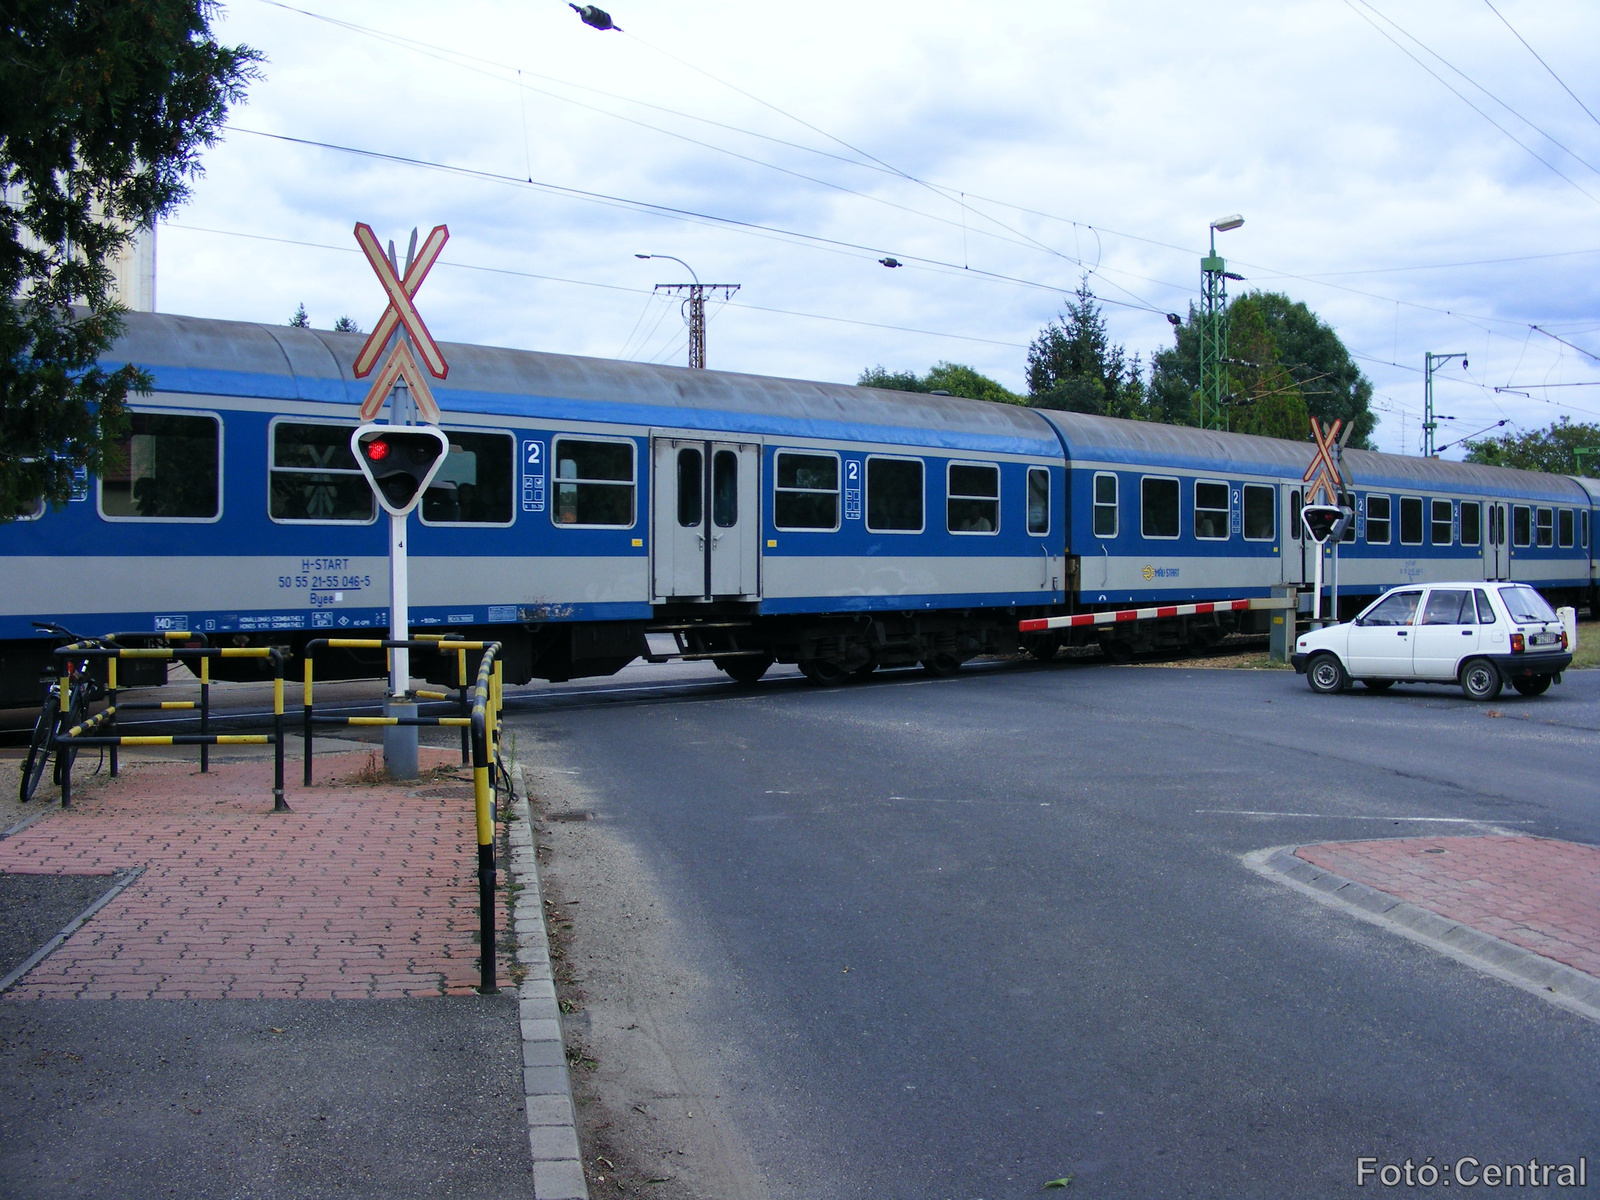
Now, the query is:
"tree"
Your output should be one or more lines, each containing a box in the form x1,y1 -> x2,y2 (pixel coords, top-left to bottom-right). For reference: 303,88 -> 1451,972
332,315 -> 362,334
1149,291 -> 1374,446
1025,278 -> 1148,419
289,303 -> 310,328
1,2 -> 259,519
1465,418 -> 1600,475
858,361 -> 1023,405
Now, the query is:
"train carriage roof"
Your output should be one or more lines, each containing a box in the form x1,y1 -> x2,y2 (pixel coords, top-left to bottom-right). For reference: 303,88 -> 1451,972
1034,409 -> 1591,504
109,312 -> 1060,457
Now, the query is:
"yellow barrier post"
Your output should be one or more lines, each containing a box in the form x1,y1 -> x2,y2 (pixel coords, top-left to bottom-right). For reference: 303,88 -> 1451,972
200,655 -> 211,773
107,654 -> 118,777
303,656 -> 316,787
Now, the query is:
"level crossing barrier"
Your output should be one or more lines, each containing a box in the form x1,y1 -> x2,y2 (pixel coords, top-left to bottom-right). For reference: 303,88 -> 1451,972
53,644 -> 287,812
1019,595 -> 1298,634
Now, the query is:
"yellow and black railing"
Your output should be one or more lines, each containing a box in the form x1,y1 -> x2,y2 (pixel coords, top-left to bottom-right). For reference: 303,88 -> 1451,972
469,640 -> 505,995
101,631 -> 213,775
299,637 -> 501,787
53,644 -> 287,812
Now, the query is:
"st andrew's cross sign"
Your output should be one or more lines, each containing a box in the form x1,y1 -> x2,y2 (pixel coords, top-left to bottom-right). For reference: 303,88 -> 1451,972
352,221 -> 449,422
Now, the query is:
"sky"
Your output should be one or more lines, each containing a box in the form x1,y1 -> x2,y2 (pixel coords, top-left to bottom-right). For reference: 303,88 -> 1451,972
155,0 -> 1600,457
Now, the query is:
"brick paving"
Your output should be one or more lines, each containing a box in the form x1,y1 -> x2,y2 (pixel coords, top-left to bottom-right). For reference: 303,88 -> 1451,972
1295,835 -> 1600,980
0,747 -> 497,1000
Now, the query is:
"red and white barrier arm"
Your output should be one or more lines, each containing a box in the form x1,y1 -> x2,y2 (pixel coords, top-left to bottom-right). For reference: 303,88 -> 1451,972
1019,595 -> 1296,634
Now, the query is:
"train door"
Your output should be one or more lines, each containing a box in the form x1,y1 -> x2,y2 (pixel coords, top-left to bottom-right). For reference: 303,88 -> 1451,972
1484,501 -> 1509,580
650,437 -> 761,602
1284,487 -> 1308,584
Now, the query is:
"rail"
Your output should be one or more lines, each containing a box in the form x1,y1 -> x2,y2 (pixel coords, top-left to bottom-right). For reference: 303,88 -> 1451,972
53,644 -> 287,812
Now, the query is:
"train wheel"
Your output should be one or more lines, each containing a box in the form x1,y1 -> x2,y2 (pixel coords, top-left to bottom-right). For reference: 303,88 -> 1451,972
1021,633 -> 1060,662
798,658 -> 850,686
1511,674 -> 1551,697
718,655 -> 772,686
920,654 -> 961,678
850,658 -> 879,680
1363,679 -> 1394,692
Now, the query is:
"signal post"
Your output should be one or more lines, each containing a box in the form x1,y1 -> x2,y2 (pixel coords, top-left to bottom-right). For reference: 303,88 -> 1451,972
349,222 -> 451,778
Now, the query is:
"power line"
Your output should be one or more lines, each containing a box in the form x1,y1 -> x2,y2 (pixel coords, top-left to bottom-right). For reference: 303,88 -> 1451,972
1483,0 -> 1600,132
162,220 -> 1029,348
1343,0 -> 1600,205
1530,325 -> 1600,364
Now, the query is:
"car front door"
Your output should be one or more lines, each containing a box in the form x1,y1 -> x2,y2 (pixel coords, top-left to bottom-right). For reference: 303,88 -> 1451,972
1411,588 -> 1479,679
1345,589 -> 1422,677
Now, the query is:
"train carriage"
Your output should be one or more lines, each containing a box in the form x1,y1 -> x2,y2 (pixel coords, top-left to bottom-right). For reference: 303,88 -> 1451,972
1,311 -> 1594,703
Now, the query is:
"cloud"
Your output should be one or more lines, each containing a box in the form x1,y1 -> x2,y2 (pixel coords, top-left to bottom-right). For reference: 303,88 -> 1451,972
157,0 -> 1600,452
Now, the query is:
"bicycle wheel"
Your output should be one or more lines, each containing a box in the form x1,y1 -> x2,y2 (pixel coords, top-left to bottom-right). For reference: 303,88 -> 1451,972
19,692 -> 59,803
51,682 -> 86,785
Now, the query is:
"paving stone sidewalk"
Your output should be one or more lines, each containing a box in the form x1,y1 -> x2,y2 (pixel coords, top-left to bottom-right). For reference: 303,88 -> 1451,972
1295,835 -> 1600,980
0,747 -> 486,999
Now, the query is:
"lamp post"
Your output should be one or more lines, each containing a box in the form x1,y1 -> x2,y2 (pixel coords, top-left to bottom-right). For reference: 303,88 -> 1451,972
1198,214 -> 1244,431
635,254 -> 739,369
1423,351 -> 1468,456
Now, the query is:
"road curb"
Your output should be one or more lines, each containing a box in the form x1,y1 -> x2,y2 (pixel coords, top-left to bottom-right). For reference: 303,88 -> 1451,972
507,758 -> 589,1200
1244,844 -> 1600,1026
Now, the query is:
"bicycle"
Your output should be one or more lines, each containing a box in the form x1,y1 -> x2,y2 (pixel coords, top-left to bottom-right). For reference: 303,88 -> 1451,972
18,623 -> 104,804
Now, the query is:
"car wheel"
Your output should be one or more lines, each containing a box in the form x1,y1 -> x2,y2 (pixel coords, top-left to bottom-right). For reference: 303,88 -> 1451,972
1306,653 -> 1348,694
1511,674 -> 1552,697
1363,679 -> 1394,692
1459,657 -> 1503,701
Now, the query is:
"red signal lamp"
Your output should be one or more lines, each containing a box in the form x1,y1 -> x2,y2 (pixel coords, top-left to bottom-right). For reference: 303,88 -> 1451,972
364,438 -> 391,461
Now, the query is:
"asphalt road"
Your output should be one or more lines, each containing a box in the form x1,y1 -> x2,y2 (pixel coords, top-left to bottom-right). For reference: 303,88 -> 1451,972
513,662 -> 1600,1199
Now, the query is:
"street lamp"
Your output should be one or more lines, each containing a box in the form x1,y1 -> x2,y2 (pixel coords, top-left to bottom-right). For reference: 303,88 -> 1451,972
635,254 -> 739,370
1198,215 -> 1244,430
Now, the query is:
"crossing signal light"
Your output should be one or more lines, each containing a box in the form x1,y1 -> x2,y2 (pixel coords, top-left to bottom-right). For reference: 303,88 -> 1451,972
351,424 -> 450,517
1301,504 -> 1352,545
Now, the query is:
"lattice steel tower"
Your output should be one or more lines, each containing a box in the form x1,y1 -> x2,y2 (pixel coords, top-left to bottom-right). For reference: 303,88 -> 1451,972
1197,215 -> 1244,431
636,255 -> 739,369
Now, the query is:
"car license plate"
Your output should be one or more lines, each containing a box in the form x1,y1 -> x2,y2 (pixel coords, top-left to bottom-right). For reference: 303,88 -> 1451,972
1530,633 -> 1559,647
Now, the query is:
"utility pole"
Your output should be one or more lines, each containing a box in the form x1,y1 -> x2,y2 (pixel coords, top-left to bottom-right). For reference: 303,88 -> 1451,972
1423,351 -> 1467,457
1198,215 -> 1244,431
636,254 -> 738,369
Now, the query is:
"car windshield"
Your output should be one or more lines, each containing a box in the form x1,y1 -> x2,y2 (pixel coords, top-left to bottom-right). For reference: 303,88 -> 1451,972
1360,590 -> 1421,626
1498,585 -> 1558,624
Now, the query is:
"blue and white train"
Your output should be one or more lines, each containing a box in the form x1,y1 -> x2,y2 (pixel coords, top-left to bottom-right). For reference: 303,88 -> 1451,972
1,311 -> 1594,701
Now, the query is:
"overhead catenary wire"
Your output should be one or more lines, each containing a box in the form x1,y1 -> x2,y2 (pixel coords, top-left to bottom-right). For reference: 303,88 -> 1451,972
1482,0 -> 1600,133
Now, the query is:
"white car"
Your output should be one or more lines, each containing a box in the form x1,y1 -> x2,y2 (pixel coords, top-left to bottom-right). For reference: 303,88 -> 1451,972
1291,582 -> 1573,701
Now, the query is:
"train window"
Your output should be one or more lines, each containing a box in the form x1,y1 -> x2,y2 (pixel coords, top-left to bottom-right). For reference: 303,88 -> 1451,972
677,448 -> 703,527
1366,494 -> 1391,544
553,437 -> 635,528
1536,507 -> 1553,548
269,420 -> 373,524
1027,468 -> 1050,535
866,456 -> 924,533
1460,501 -> 1481,547
1399,496 -> 1423,545
1430,499 -> 1453,546
947,462 -> 999,534
1243,484 -> 1274,540
1194,480 -> 1229,540
1583,511 -> 1590,549
713,450 -> 738,528
1141,476 -> 1179,539
773,451 -> 839,531
1290,488 -> 1302,541
1337,490 -> 1356,542
421,431 -> 514,525
1512,505 -> 1531,547
1557,508 -> 1574,548
100,411 -> 221,521
14,496 -> 45,521
1093,472 -> 1117,537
